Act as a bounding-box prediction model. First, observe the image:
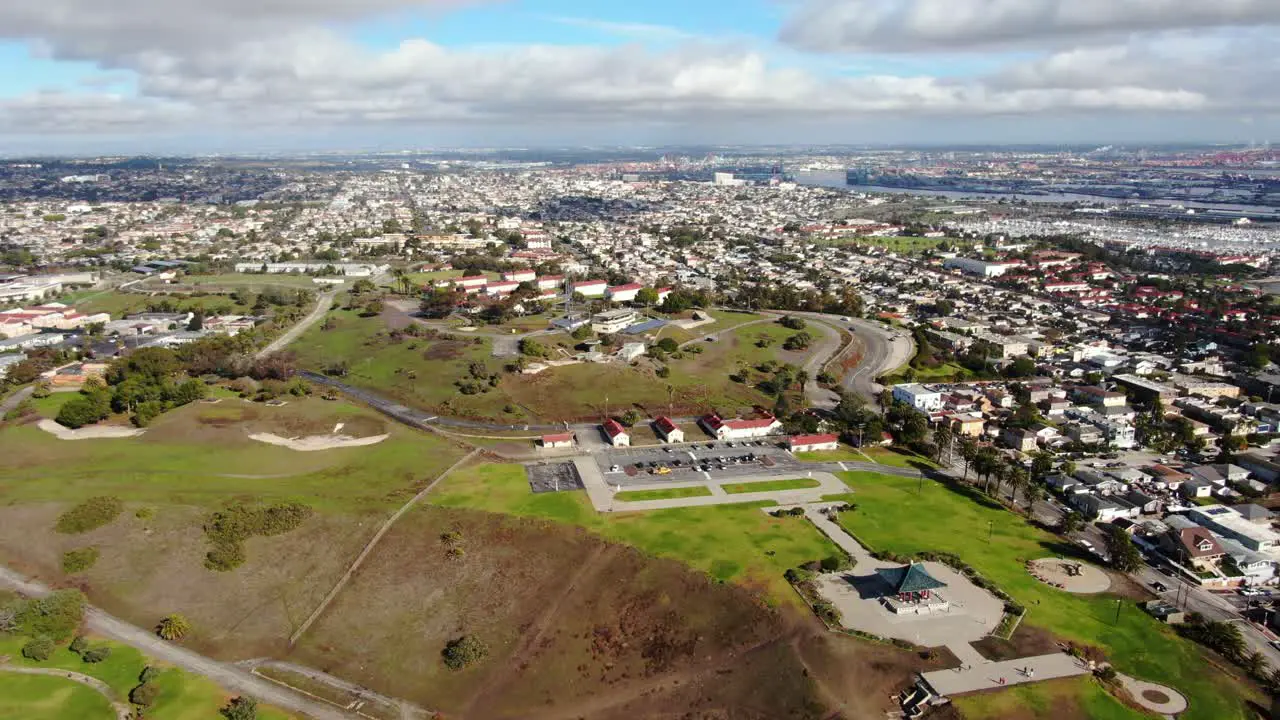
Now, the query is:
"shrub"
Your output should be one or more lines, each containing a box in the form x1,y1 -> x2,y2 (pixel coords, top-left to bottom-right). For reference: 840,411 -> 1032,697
203,502 -> 313,571
819,554 -> 847,572
55,394 -> 110,429
156,613 -> 191,641
15,590 -> 86,641
62,547 -> 100,574
55,496 -> 123,534
656,366 -> 670,378
139,666 -> 160,684
21,637 -> 54,661
130,681 -> 160,707
221,696 -> 258,720
442,635 -> 489,670
82,647 -> 111,663
69,635 -> 89,654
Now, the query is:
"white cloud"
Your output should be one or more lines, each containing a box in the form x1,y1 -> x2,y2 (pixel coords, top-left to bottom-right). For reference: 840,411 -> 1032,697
780,0 -> 1280,53
550,17 -> 696,41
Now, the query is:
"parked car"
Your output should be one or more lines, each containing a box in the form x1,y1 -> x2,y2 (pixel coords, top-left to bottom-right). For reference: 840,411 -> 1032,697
1151,581 -> 1169,592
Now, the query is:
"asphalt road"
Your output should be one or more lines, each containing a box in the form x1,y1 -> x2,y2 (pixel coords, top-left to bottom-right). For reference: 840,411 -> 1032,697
0,566 -> 355,720
257,291 -> 335,359
791,312 -> 914,402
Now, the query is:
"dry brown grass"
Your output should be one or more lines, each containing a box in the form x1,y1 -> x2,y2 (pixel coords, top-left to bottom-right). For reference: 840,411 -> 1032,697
0,502 -> 378,659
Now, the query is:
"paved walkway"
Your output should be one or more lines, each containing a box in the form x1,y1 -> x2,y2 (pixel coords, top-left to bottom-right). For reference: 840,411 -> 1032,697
574,458 -> 848,512
0,566 -> 356,720
1117,673 -> 1188,716
921,653 -> 1091,696
774,503 -> 1005,649
0,665 -> 132,720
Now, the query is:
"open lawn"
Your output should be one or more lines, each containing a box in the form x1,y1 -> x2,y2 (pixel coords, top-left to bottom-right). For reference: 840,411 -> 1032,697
0,396 -> 462,511
55,289 -> 265,319
953,676 -> 1149,720
292,308 -> 808,422
653,309 -> 765,345
176,273 -> 331,290
0,635 -> 294,719
290,309 -> 517,421
0,673 -> 114,720
722,478 -> 821,494
614,486 -> 712,501
836,470 -> 1258,720
860,445 -> 939,469
428,462 -> 840,605
0,397 -> 465,658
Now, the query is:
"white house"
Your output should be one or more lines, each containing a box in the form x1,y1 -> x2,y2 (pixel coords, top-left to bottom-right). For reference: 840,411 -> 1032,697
606,283 -> 643,303
700,413 -> 782,440
653,416 -> 684,444
574,280 -> 608,298
788,434 -> 839,452
892,383 -> 944,412
601,419 -> 631,447
618,342 -> 646,361
591,309 -> 639,334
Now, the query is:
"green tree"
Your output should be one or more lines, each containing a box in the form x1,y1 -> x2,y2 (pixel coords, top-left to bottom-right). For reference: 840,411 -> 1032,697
1059,510 -> 1084,535
1104,525 -> 1142,572
635,287 -> 659,306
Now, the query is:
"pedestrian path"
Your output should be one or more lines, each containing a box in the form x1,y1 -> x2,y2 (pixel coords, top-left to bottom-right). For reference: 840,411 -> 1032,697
0,666 -> 132,720
921,653 -> 1090,697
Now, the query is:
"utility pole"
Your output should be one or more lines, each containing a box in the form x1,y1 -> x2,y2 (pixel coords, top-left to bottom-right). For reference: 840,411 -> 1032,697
1114,598 -> 1122,625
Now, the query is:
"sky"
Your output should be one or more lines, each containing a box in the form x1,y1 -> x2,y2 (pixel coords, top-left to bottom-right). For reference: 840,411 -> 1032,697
0,0 -> 1277,154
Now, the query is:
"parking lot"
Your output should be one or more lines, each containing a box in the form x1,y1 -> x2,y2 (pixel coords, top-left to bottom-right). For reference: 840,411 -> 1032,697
595,440 -> 810,487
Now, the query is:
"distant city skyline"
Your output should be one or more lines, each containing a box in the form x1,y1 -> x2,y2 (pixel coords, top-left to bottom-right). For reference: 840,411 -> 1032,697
1,0 -> 1277,153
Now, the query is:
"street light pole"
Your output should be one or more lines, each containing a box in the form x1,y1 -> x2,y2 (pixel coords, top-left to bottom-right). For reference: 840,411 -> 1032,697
987,521 -> 994,543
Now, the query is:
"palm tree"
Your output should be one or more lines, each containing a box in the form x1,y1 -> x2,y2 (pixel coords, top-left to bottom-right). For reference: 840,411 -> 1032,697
959,437 -> 978,481
933,423 -> 955,466
1242,650 -> 1269,678
156,613 -> 191,641
795,370 -> 810,392
1007,465 -> 1028,507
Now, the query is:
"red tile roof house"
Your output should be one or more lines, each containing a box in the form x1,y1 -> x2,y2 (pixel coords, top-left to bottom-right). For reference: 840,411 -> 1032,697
699,413 -> 782,440
788,433 -> 839,453
539,432 -> 575,449
653,416 -> 684,443
601,419 -> 631,447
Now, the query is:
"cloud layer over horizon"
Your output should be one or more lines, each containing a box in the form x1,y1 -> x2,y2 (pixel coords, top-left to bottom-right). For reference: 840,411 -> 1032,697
0,0 -> 1276,151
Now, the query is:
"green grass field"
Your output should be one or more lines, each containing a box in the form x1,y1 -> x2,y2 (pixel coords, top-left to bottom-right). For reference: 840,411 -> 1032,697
54,289 -> 263,319
614,486 -> 712,501
290,308 -> 802,422
860,446 -> 939,469
0,397 -> 465,513
429,463 -> 839,604
836,470 -> 1257,720
0,673 -> 115,720
178,273 -> 331,289
0,635 -> 294,719
722,478 -> 821,494
953,676 -> 1149,720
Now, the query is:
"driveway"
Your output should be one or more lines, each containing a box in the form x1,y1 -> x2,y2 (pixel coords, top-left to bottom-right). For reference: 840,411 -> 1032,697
0,566 -> 356,720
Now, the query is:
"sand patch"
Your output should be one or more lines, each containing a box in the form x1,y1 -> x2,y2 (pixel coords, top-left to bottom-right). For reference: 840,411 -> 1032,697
248,431 -> 389,451
1027,558 -> 1112,594
37,419 -> 144,440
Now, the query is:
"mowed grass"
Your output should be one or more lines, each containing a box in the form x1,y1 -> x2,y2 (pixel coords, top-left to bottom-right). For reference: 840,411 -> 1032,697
0,673 -> 115,720
722,478 -> 821,494
178,273 -> 330,289
614,486 -> 712,501
860,445 -> 939,469
836,471 -> 1257,720
0,397 -> 465,512
953,676 -> 1149,720
429,463 -> 841,604
0,635 -> 294,719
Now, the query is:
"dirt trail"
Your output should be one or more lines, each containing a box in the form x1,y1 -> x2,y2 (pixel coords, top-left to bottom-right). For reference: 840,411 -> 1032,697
288,449 -> 481,646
